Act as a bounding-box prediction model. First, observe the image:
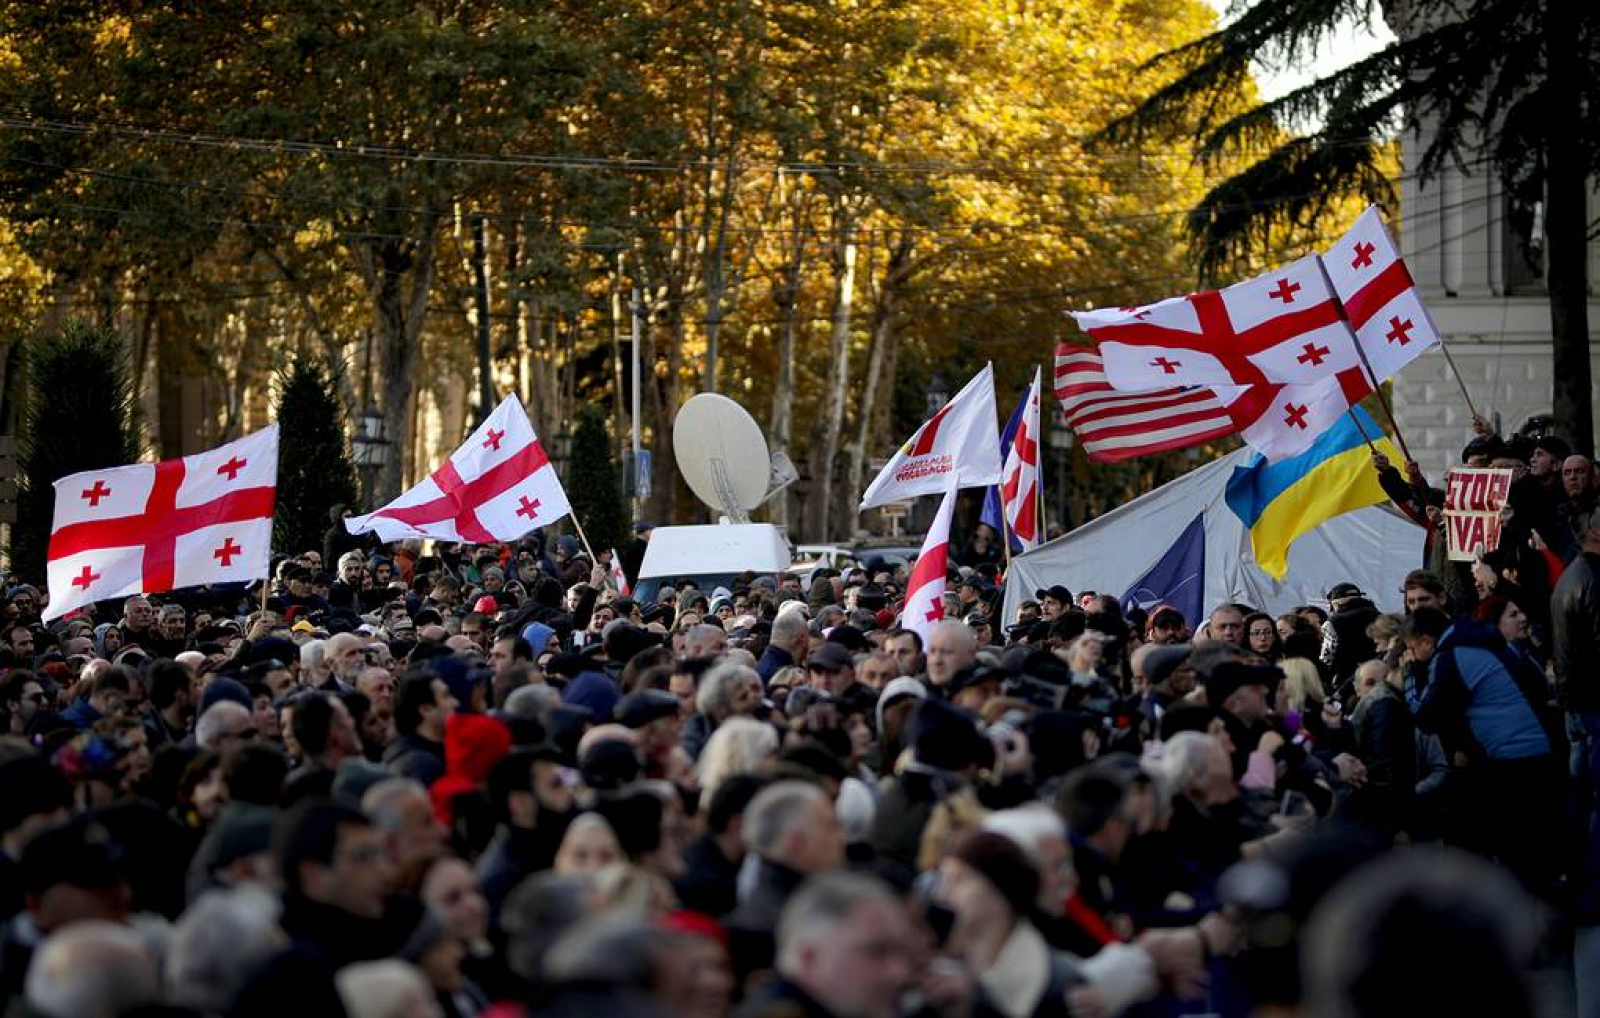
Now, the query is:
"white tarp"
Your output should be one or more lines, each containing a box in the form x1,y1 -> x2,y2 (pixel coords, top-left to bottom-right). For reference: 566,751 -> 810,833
1003,448 -> 1423,620
638,523 -> 791,579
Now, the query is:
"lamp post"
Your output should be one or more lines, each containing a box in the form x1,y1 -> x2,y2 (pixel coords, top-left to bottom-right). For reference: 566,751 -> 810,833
350,403 -> 390,505
925,371 -> 950,417
1049,405 -> 1074,534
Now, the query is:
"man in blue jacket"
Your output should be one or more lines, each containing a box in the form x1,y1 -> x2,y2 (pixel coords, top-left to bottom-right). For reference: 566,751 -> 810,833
1403,606 -> 1563,895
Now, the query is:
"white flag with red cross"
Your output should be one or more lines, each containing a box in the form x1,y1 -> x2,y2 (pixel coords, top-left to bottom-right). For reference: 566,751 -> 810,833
900,481 -> 959,645
999,367 -> 1042,550
345,394 -> 571,545
44,425 -> 280,621
860,363 -> 1002,510
1322,205 -> 1441,384
1068,254 -> 1372,408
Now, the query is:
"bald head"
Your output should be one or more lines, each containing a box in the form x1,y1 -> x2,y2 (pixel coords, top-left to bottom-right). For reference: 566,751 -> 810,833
1563,455 -> 1594,498
682,623 -> 729,659
925,620 -> 977,687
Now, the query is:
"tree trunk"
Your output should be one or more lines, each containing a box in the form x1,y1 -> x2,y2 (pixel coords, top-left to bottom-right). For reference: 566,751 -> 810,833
845,234 -> 915,532
1544,0 -> 1592,456
471,215 -> 496,421
369,208 -> 442,502
805,209 -> 858,541
765,176 -> 814,532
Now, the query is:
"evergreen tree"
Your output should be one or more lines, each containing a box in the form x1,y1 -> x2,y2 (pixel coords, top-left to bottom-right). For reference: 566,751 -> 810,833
273,355 -> 359,557
11,322 -> 139,583
564,407 -> 627,556
1101,2 -> 1600,452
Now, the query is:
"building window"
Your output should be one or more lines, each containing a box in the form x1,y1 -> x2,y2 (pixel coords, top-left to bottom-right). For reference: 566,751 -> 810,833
1503,193 -> 1546,295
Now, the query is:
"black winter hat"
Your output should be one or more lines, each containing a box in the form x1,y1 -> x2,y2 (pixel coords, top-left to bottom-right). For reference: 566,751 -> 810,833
907,698 -> 993,773
1204,660 -> 1282,710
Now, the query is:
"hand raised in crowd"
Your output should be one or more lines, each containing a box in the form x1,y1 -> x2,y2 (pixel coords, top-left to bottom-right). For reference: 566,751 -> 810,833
1333,752 -> 1368,788
919,957 -> 977,1018
1137,928 -> 1208,999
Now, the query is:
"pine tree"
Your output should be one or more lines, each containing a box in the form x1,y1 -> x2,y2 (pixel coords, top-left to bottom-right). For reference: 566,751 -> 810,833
10,322 -> 139,583
564,406 -> 627,556
273,355 -> 359,557
1101,2 -> 1600,452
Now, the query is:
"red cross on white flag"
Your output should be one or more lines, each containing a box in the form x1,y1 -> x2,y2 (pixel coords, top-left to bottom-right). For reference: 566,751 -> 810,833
44,425 -> 279,621
345,394 -> 571,544
1321,204 -> 1442,385
1069,254 -> 1370,406
900,480 -> 959,645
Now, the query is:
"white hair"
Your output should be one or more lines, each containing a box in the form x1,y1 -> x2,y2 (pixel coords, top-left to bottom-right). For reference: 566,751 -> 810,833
195,701 -> 252,750
300,639 -> 326,673
981,805 -> 1067,868
336,961 -> 439,1018
696,661 -> 758,717
504,683 -> 560,719
26,921 -> 158,1018
696,718 -> 779,803
743,780 -> 829,862
1155,731 -> 1215,797
165,885 -> 285,1012
361,778 -> 430,835
776,872 -> 899,975
174,651 -> 207,673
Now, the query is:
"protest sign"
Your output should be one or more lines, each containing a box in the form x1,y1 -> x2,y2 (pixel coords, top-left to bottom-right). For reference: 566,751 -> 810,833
1443,466 -> 1513,561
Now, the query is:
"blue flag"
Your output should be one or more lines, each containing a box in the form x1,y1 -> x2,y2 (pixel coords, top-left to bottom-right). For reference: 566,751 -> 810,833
981,385 -> 1030,552
1121,513 -> 1206,630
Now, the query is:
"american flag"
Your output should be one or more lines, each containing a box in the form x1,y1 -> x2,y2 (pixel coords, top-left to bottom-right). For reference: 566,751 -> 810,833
1053,344 -> 1242,463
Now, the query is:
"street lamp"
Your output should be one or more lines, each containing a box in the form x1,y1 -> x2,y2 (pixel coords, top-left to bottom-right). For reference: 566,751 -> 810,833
350,403 -> 389,503
925,371 -> 950,416
1049,405 -> 1074,535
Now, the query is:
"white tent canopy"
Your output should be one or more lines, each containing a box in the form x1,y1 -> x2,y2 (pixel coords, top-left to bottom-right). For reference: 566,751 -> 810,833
1003,448 -> 1424,621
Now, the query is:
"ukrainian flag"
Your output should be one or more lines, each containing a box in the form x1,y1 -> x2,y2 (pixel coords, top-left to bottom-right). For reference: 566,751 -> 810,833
1224,407 -> 1401,579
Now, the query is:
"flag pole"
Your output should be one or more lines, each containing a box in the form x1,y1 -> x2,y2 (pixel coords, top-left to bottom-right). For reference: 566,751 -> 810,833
1313,255 -> 1416,463
1346,409 -> 1379,453
997,496 -> 1014,573
568,512 -> 600,570
1436,340 -> 1480,420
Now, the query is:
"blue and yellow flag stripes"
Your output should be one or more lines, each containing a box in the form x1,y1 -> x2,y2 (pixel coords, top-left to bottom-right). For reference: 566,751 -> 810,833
1224,407 -> 1401,579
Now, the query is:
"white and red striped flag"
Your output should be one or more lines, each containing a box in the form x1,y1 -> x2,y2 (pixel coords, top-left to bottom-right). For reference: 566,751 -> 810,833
1053,345 -> 1369,463
608,549 -> 631,596
900,480 -> 959,644
860,364 -> 1002,510
44,426 -> 280,621
999,368 -> 1042,549
1322,205 -> 1441,383
346,394 -> 571,544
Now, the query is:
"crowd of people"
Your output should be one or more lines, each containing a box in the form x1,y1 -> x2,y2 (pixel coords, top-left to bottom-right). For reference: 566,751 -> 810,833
0,417 -> 1596,1018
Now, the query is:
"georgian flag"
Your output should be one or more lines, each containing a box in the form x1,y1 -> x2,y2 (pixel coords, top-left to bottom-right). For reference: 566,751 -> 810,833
900,481 -> 959,645
346,394 -> 571,544
1322,205 -> 1442,384
44,426 -> 279,621
608,549 -> 631,596
860,364 -> 1003,510
1222,374 -> 1373,462
998,368 -> 1042,549
1069,254 -> 1368,402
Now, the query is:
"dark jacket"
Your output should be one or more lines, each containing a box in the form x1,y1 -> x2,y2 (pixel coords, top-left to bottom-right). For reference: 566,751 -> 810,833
60,699 -> 103,731
476,819 -> 571,926
384,732 -> 445,786
756,644 -> 796,685
681,712 -> 717,762
1325,598 -> 1380,686
868,767 -> 952,870
233,893 -> 403,1018
1552,552 -> 1600,712
724,858 -> 807,983
735,975 -> 844,1018
674,832 -> 741,918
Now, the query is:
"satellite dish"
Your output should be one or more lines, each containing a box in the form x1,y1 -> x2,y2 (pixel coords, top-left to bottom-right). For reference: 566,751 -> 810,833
674,394 -> 772,522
